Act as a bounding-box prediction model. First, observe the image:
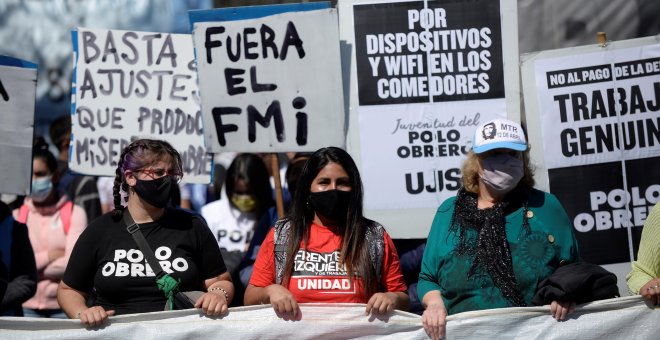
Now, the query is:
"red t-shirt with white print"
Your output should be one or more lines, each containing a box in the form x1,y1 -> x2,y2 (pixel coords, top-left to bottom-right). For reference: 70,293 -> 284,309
249,223 -> 407,303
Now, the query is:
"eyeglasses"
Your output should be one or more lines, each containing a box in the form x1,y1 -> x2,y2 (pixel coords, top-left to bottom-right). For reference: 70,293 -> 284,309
135,168 -> 183,183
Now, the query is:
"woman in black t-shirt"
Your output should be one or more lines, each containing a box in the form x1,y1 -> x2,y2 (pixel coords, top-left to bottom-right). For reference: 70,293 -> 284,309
58,139 -> 233,327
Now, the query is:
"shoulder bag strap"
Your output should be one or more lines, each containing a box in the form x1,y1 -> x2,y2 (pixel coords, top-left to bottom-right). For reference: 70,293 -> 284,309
123,209 -> 166,279
123,209 -> 181,310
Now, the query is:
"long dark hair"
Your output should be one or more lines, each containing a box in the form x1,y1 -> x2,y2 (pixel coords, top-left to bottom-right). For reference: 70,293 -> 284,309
225,153 -> 274,219
111,139 -> 183,219
283,147 -> 378,299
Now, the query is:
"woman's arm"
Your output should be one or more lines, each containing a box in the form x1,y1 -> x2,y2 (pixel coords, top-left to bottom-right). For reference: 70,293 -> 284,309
245,283 -> 300,317
421,290 -> 448,340
373,231 -> 410,314
57,281 -> 114,326
627,203 -> 660,295
194,272 -> 234,316
365,291 -> 409,314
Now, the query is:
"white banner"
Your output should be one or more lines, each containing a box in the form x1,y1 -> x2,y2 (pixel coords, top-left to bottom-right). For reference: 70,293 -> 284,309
0,56 -> 37,195
192,8 -> 345,153
0,298 -> 658,339
70,27 -> 212,183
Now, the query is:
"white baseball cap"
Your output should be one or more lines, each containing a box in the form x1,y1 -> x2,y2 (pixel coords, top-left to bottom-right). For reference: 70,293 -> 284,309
472,118 -> 528,154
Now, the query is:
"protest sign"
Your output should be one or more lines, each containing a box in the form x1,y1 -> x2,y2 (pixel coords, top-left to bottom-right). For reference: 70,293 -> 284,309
339,0 -> 520,237
521,37 -> 660,264
191,5 -> 345,153
70,27 -> 212,183
0,2 -> 211,131
0,55 -> 37,195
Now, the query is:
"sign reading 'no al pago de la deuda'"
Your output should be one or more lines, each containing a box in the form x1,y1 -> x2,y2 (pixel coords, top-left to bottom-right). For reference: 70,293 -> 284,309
522,37 -> 660,264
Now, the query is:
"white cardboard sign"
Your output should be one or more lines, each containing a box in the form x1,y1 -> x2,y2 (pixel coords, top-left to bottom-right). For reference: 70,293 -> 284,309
192,9 -> 345,152
71,27 -> 212,183
0,56 -> 37,195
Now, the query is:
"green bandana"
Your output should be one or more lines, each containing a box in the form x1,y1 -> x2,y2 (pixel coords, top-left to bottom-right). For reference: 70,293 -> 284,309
157,274 -> 181,310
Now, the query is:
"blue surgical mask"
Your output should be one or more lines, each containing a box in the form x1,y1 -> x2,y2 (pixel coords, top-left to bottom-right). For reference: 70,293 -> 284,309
31,175 -> 53,202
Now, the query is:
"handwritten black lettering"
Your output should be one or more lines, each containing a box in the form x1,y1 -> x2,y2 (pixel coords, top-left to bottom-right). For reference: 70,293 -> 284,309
204,23 -> 306,63
75,106 -> 125,132
0,78 -> 8,101
244,27 -> 258,60
247,101 -> 284,143
250,66 -> 276,92
293,97 -> 307,145
280,21 -> 305,60
212,107 -> 241,146
225,68 -> 246,95
120,32 -> 139,65
260,25 -> 278,59
83,30 -> 178,67
205,27 -> 225,64
102,30 -> 119,63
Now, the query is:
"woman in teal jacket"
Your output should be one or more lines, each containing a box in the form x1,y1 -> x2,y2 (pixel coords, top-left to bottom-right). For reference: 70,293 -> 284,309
418,118 -> 580,340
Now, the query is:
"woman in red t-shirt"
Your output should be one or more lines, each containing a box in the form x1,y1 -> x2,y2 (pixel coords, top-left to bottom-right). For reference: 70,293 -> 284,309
245,147 -> 408,318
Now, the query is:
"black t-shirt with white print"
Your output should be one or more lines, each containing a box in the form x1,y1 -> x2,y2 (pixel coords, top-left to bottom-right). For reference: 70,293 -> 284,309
63,209 -> 226,315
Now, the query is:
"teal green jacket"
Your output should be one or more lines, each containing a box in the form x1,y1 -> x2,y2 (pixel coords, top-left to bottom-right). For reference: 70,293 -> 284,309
418,189 -> 579,314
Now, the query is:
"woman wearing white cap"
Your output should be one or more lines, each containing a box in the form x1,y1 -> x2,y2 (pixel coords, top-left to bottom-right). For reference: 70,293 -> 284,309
418,118 -> 580,339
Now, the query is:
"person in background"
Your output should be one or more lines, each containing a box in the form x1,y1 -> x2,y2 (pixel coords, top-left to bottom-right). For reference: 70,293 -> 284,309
58,139 -> 233,327
0,201 -> 37,316
201,153 -> 274,306
201,154 -> 274,274
244,147 -> 409,317
418,118 -> 579,340
49,115 -> 102,222
13,146 -> 87,318
237,152 -> 312,288
97,176 -> 122,214
394,240 -> 426,315
180,183 -> 206,212
627,202 -> 660,305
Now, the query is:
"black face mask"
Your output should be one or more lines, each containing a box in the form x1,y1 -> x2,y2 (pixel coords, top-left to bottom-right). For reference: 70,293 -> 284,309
309,189 -> 351,221
134,176 -> 173,209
